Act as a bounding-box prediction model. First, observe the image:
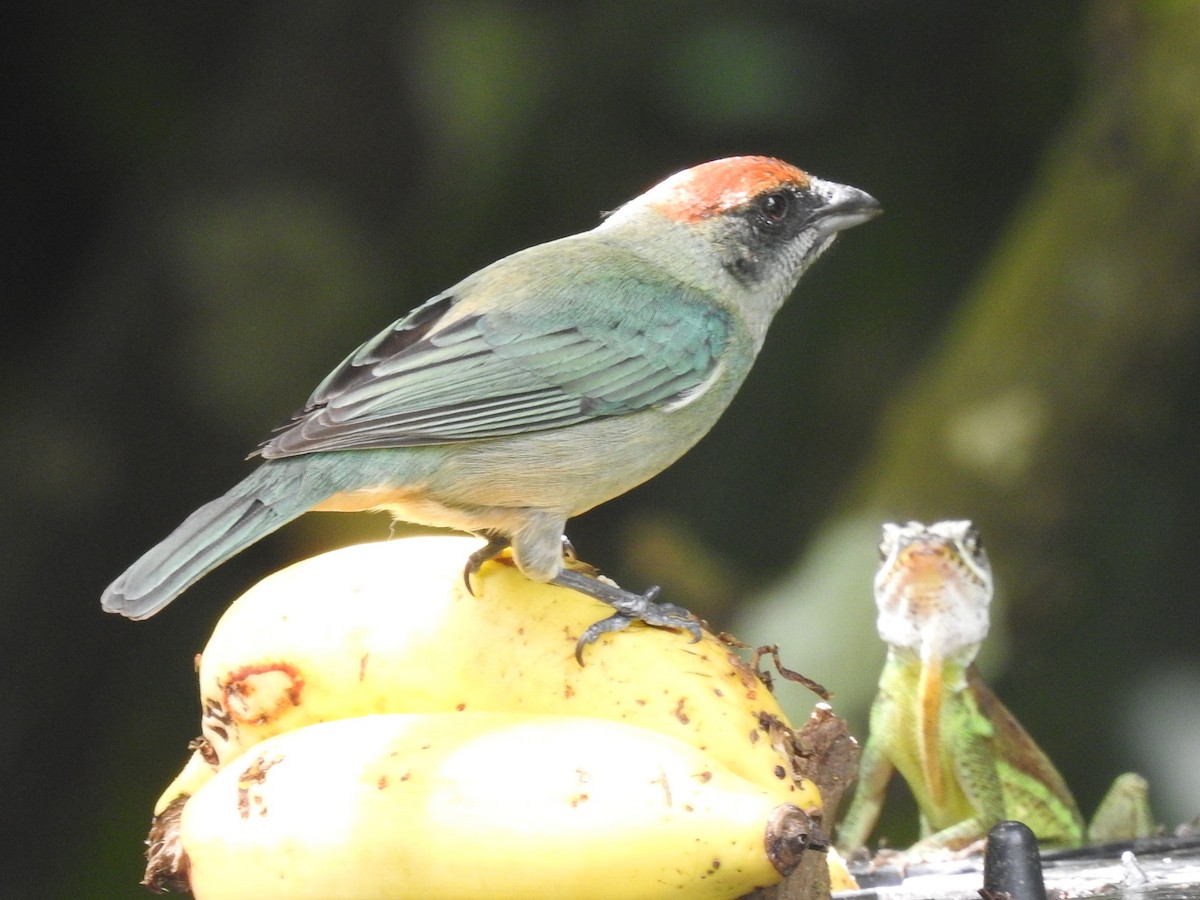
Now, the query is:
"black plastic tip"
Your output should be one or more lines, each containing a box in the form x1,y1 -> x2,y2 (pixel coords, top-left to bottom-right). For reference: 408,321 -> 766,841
983,820 -> 1047,900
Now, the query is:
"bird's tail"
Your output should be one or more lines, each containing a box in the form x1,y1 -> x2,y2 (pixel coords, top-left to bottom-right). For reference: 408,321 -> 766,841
101,463 -> 319,620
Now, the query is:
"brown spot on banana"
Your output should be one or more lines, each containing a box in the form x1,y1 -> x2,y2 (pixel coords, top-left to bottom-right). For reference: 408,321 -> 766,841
220,662 -> 305,725
235,753 -> 283,819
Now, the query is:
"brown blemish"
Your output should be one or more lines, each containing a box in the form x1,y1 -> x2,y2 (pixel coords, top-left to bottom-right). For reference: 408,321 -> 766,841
563,684 -> 575,699
570,793 -> 590,808
774,765 -> 787,780
188,735 -> 219,768
236,754 -> 282,819
758,711 -> 781,728
221,662 -> 305,725
358,653 -> 369,682
725,647 -> 765,691
652,768 -> 673,807
377,775 -> 389,790
455,703 -> 467,712
673,697 -> 690,725
202,697 -> 234,744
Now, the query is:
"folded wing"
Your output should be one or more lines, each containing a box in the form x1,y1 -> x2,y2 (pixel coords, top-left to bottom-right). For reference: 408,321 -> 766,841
257,280 -> 731,458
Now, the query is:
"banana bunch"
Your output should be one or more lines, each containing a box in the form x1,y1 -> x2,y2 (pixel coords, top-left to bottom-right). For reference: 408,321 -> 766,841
143,536 -> 827,899
179,712 -> 815,899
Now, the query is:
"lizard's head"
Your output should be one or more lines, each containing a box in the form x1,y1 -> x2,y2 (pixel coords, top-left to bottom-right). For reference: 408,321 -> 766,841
873,519 -> 994,662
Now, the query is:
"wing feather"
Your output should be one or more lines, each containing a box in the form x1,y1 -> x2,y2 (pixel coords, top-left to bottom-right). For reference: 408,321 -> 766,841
256,276 -> 731,458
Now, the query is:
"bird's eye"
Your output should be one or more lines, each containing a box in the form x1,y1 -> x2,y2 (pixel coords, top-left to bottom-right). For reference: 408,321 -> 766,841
758,191 -> 792,224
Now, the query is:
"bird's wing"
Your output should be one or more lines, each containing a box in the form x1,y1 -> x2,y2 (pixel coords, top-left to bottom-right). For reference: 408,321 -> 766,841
256,280 -> 731,457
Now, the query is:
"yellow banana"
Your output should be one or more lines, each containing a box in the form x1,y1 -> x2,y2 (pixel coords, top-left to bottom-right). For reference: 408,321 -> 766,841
180,711 -> 818,900
155,742 -> 216,817
144,744 -> 216,893
193,536 -> 818,809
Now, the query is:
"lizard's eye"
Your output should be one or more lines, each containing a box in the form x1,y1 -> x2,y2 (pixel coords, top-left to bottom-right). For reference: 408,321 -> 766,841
963,527 -> 983,555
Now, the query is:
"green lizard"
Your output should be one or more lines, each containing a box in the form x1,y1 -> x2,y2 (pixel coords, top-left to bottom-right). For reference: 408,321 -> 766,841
836,520 -> 1153,856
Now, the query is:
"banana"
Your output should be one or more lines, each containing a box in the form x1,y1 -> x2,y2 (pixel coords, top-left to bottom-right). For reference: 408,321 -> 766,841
155,741 -> 217,817
144,745 -> 216,893
192,536 -> 818,810
825,847 -> 859,892
180,711 -> 819,900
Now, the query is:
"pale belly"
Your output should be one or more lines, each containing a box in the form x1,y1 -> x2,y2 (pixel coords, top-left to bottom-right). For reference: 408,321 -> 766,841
306,386 -> 736,532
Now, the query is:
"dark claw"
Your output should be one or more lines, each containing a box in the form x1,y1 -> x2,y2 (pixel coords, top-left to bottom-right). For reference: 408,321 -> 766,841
551,568 -> 701,664
463,533 -> 511,595
575,613 -> 636,660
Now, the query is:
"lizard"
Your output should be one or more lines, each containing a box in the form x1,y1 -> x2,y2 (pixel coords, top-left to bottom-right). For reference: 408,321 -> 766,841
835,519 -> 1153,856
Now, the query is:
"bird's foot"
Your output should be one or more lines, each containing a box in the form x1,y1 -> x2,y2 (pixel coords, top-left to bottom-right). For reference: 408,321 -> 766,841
464,535 -> 700,663
551,567 -> 702,664
463,533 -> 512,595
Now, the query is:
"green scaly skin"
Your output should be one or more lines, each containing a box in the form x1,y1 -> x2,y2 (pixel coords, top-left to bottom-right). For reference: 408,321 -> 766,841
836,520 -> 1153,857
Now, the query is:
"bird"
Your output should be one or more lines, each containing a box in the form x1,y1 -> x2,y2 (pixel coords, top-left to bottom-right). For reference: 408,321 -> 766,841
102,155 -> 881,655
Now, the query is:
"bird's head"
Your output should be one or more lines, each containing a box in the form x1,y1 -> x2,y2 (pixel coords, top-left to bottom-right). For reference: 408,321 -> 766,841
600,156 -> 881,341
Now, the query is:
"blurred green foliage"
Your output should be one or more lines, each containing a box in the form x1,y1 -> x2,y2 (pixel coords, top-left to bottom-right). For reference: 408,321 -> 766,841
3,0 -> 1198,894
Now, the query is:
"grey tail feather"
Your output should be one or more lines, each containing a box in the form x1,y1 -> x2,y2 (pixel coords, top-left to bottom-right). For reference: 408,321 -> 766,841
101,464 -> 318,620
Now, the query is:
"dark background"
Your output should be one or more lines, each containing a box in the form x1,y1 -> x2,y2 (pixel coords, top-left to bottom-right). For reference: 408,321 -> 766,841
4,2 -> 1198,895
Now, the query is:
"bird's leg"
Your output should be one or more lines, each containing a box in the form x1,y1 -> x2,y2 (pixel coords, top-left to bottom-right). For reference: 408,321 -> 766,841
468,526 -> 701,661
551,568 -> 702,664
463,532 -> 512,595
